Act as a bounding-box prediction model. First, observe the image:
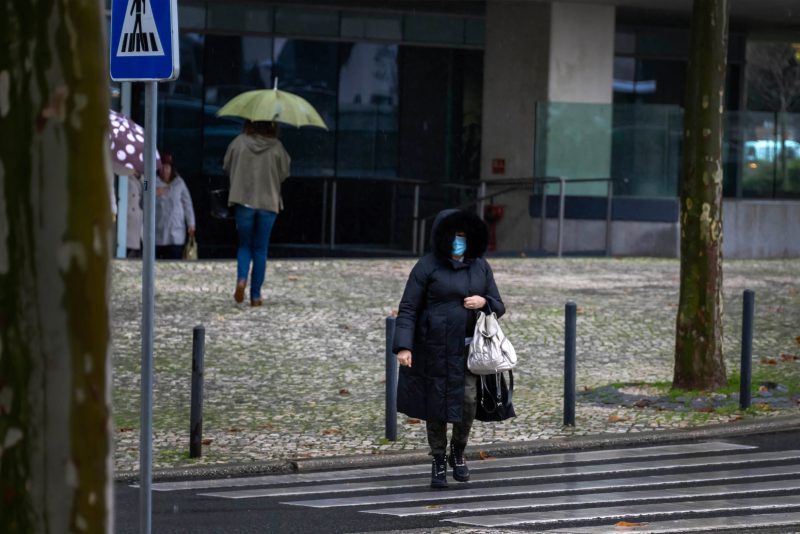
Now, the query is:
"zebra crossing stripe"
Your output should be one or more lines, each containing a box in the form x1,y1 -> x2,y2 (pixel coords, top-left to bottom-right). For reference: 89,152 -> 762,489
199,450 -> 800,499
148,441 -> 752,492
442,494 -> 800,527
284,464 -> 800,508
543,511 -> 800,533
362,478 -> 800,517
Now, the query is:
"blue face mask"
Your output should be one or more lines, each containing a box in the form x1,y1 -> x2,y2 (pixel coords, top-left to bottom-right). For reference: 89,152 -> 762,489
452,235 -> 467,257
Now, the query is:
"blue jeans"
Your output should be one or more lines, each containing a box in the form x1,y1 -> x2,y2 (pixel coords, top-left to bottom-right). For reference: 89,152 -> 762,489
235,205 -> 277,300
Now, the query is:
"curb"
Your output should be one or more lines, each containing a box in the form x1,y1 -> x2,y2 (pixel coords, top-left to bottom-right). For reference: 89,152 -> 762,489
115,414 -> 800,482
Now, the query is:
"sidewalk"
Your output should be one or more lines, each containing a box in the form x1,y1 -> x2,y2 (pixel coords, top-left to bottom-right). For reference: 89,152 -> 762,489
110,257 -> 800,476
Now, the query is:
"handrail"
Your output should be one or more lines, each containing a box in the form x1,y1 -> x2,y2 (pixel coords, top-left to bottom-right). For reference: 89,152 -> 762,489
415,177 -> 615,257
208,173 -> 614,257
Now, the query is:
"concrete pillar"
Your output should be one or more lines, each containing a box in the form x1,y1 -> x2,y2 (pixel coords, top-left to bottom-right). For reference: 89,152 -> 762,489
481,0 -> 616,253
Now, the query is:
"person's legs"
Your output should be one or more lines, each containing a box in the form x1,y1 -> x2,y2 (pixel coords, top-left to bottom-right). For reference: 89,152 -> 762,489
451,371 -> 478,450
234,205 -> 256,302
425,420 -> 448,457
426,419 -> 449,489
249,210 -> 277,302
449,362 -> 478,482
166,244 -> 184,259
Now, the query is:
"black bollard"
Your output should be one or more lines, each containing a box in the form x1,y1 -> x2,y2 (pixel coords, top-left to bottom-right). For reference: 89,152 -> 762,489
190,325 -> 205,458
564,302 -> 577,426
740,290 -> 754,410
385,316 -> 398,441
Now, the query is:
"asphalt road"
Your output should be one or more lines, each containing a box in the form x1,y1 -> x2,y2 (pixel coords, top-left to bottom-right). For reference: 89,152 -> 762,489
114,430 -> 800,533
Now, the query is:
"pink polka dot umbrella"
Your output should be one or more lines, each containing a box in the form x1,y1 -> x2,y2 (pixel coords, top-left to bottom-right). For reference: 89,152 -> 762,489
108,109 -> 160,176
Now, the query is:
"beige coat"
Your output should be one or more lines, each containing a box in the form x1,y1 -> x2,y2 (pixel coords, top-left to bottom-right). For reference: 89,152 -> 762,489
224,134 -> 291,213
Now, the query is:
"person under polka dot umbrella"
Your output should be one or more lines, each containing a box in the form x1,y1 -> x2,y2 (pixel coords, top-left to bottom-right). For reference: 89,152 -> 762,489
108,109 -> 160,176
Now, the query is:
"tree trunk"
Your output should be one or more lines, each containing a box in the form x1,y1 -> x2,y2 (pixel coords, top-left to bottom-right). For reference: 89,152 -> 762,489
0,1 -> 111,532
674,0 -> 729,391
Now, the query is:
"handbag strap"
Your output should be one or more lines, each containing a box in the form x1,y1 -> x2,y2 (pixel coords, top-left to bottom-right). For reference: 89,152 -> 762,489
479,370 -> 514,413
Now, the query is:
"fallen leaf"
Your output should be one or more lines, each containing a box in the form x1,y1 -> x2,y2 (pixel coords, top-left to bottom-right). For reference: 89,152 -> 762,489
633,399 -> 653,408
201,438 -> 212,445
478,451 -> 495,460
760,357 -> 778,365
695,407 -> 714,413
780,353 -> 799,362
795,336 -> 800,345
226,427 -> 242,433
339,389 -> 350,396
755,403 -> 772,411
615,521 -> 647,528
406,418 -> 421,424
608,415 -> 627,422
424,504 -> 442,510
759,385 -> 769,393
118,427 -> 134,432
287,275 -> 299,281
261,424 -> 275,430
731,415 -> 744,421
321,428 -> 340,436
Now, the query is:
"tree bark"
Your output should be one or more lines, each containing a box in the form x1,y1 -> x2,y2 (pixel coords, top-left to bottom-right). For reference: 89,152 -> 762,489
0,1 -> 111,532
674,0 -> 729,391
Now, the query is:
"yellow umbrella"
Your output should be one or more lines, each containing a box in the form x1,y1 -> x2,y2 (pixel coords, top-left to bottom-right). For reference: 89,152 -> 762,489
215,82 -> 328,130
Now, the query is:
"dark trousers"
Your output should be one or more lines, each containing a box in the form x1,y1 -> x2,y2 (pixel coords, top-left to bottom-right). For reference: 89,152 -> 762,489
156,244 -> 184,259
426,350 -> 478,456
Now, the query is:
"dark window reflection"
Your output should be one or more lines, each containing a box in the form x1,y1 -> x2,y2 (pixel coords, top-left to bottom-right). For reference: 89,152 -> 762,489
337,43 -> 399,177
273,39 -> 337,177
202,34 -> 274,177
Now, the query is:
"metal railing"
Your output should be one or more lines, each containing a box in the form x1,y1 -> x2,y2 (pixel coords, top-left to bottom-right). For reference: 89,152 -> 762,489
211,175 -> 614,257
414,177 -> 614,257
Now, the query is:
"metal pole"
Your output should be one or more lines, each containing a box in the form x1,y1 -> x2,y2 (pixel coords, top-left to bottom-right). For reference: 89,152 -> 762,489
385,316 -> 398,441
478,181 -> 487,220
740,290 -> 755,410
605,179 -> 614,257
540,180 -> 547,251
557,177 -> 566,258
116,176 -> 129,259
330,179 -> 337,250
564,302 -> 577,426
320,179 -> 328,248
418,219 -> 426,256
189,325 -> 205,458
140,81 -> 157,534
412,184 -> 420,254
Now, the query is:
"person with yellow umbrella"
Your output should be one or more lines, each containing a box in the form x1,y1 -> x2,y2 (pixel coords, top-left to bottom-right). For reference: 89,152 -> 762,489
218,81 -> 327,306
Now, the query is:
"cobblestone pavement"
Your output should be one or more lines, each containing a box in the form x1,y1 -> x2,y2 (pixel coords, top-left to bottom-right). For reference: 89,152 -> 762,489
110,257 -> 800,473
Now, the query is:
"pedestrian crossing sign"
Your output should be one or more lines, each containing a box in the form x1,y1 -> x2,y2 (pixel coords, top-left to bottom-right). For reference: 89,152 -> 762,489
110,0 -> 179,81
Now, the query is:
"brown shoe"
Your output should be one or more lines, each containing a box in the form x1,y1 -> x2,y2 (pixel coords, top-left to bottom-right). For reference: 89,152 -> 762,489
234,280 -> 246,303
250,298 -> 263,307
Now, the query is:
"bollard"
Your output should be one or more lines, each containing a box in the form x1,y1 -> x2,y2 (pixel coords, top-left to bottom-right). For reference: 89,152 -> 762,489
385,316 -> 398,441
564,302 -> 577,426
189,325 -> 205,458
740,290 -> 755,410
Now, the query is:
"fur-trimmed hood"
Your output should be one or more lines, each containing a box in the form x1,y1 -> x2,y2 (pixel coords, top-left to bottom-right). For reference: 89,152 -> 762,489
430,209 -> 489,261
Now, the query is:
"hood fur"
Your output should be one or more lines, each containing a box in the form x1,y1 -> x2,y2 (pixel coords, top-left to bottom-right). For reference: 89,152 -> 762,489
430,209 -> 489,261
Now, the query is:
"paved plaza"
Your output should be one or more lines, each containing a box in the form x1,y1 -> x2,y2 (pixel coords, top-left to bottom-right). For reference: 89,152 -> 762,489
110,257 -> 800,474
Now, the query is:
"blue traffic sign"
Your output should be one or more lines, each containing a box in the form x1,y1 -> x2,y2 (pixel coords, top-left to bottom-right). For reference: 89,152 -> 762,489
110,0 -> 179,81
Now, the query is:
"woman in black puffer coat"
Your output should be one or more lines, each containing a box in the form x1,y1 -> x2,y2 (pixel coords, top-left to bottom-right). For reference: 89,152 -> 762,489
393,209 -> 505,489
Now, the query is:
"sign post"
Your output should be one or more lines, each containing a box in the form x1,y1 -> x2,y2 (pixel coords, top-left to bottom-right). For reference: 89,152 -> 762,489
110,1 -> 179,533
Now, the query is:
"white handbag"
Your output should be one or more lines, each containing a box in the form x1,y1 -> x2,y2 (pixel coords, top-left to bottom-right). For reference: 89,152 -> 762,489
468,309 -> 517,375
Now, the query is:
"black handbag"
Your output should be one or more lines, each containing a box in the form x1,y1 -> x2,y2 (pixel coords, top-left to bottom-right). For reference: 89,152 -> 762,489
475,370 -> 515,422
209,188 -> 235,220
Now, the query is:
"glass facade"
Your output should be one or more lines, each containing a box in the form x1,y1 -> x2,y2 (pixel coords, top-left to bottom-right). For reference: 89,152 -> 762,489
127,3 -> 484,257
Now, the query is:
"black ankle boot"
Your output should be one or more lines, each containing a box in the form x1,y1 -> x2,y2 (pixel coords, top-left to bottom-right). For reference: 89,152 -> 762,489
430,454 -> 448,489
448,444 -> 470,482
